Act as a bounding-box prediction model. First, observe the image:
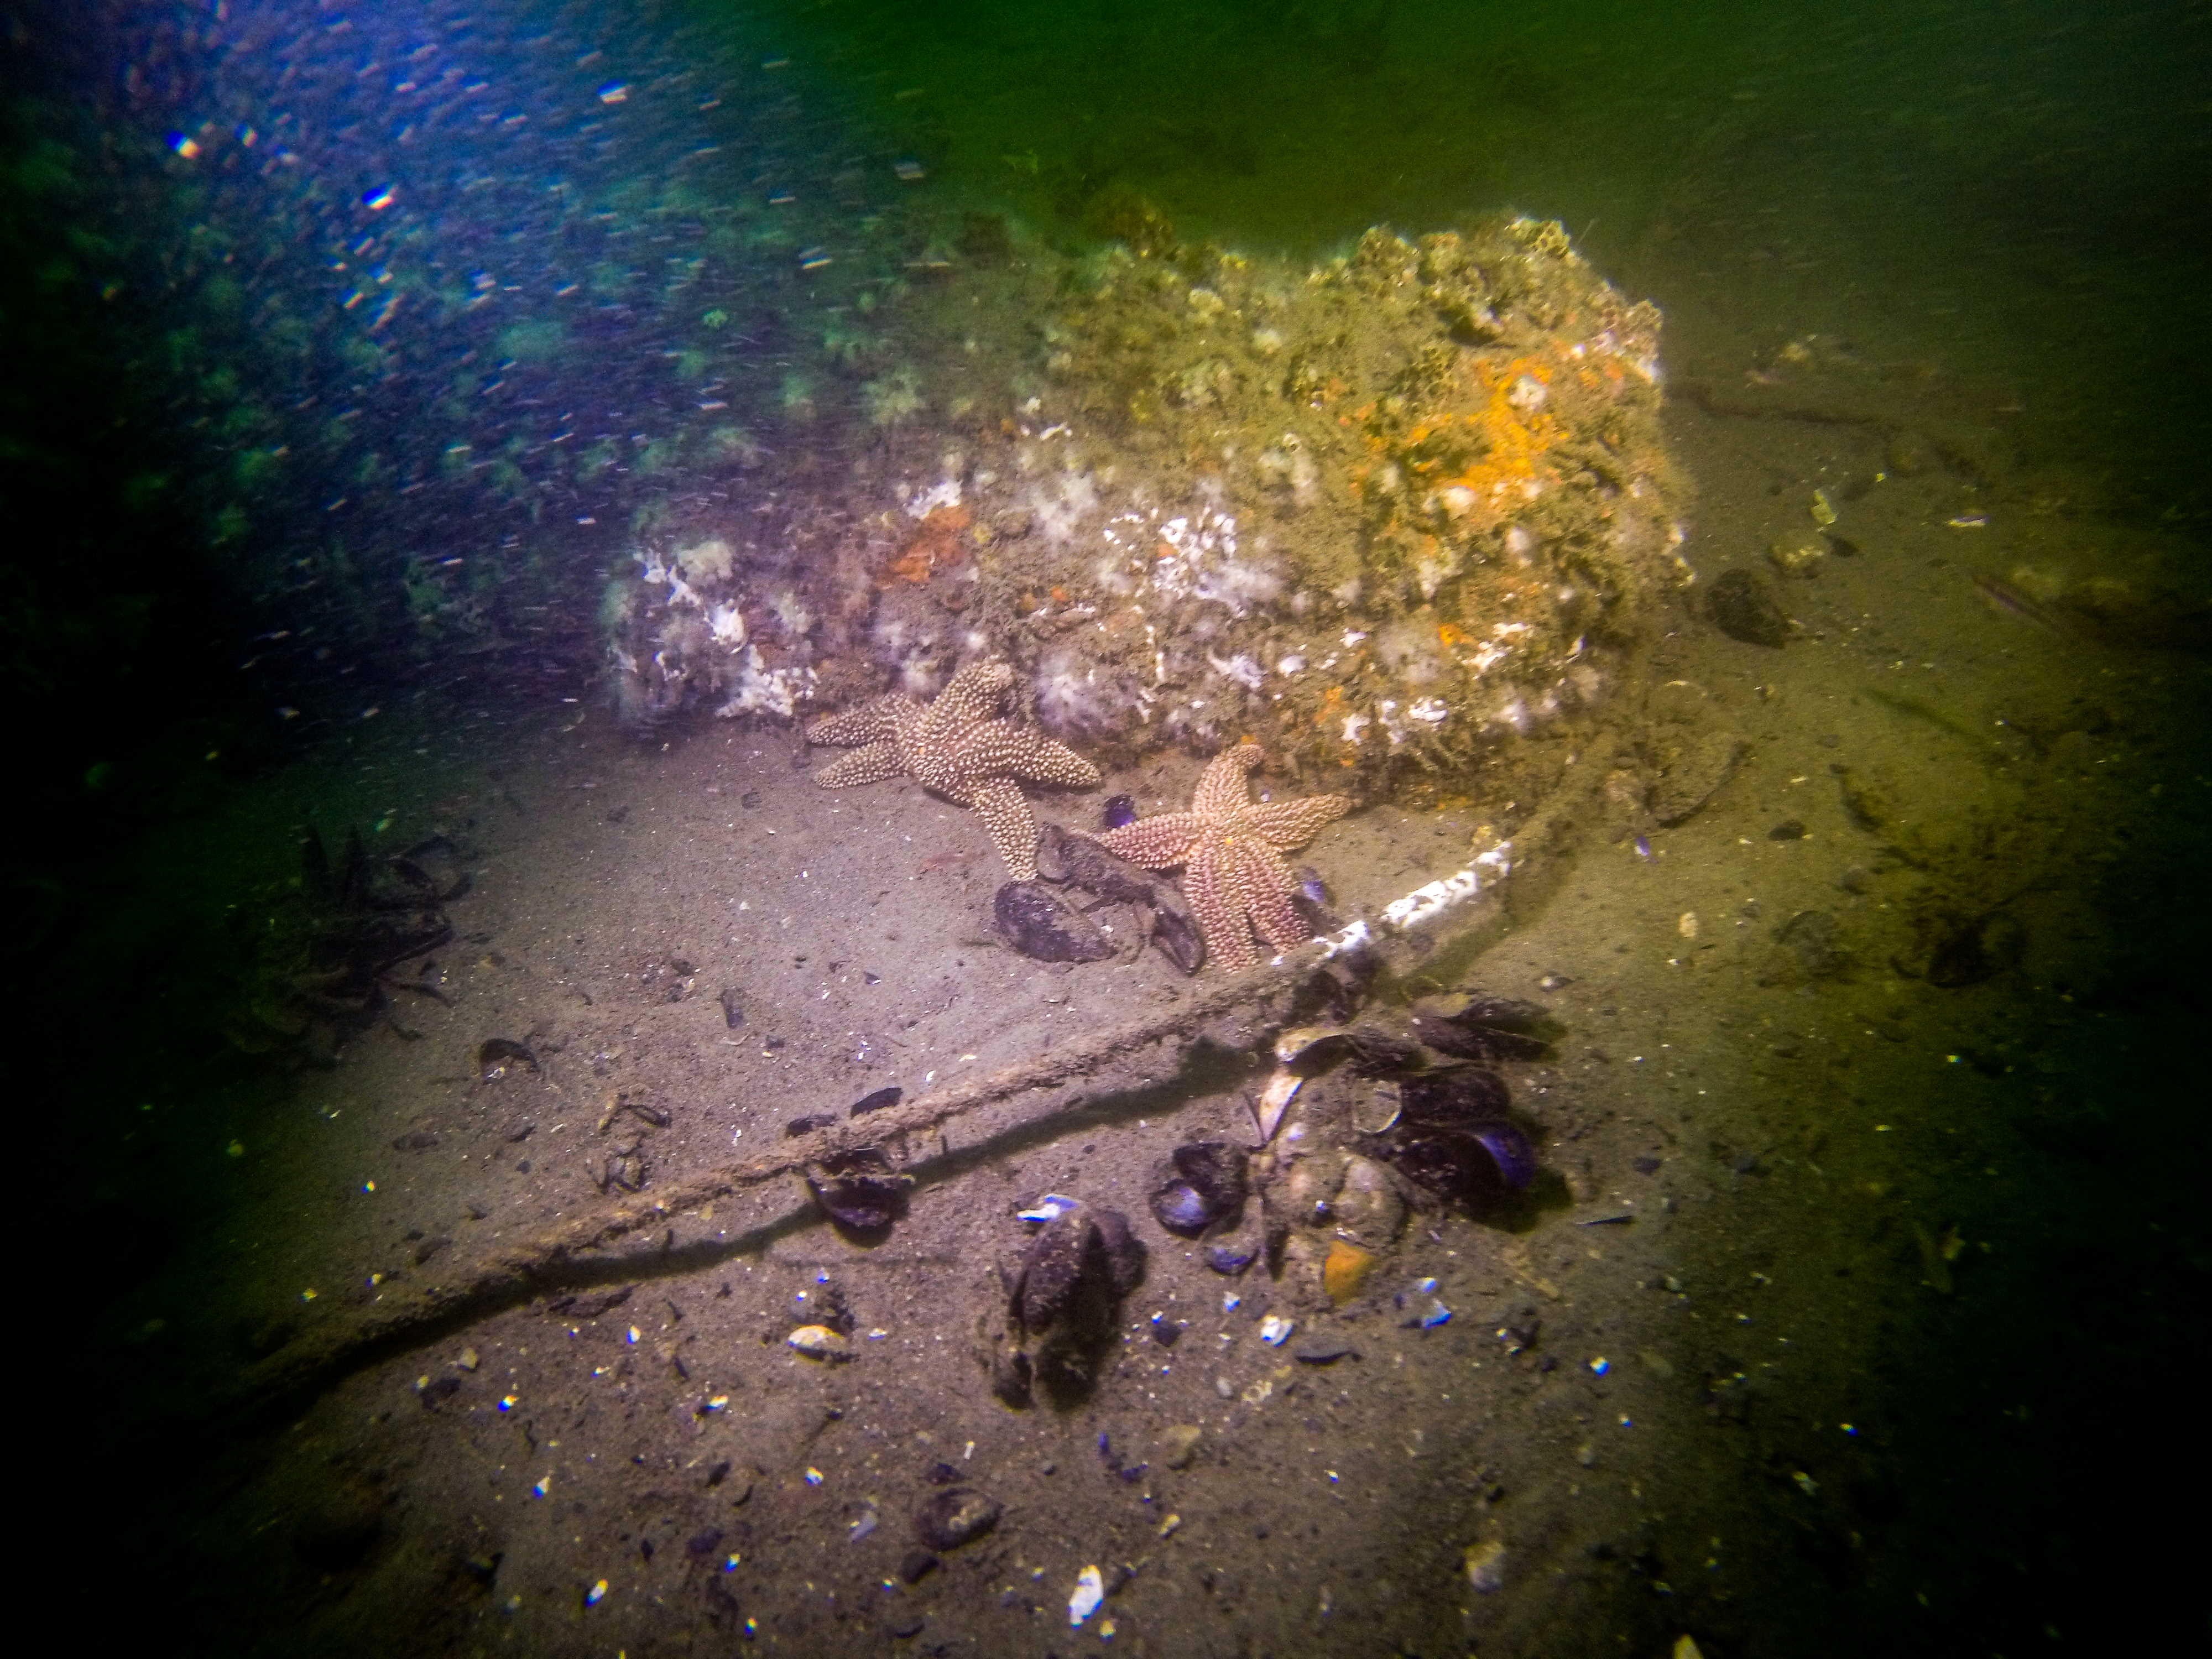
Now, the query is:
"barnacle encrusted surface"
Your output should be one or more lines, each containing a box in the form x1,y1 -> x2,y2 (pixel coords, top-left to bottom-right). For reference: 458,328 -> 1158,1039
607,213 -> 1686,811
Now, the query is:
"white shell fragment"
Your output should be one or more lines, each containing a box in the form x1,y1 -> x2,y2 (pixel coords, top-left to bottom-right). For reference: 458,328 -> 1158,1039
786,1324 -> 852,1360
1016,1193 -> 1082,1223
1068,1564 -> 1105,1626
1258,1314 -> 1296,1345
1250,1070 -> 1302,1144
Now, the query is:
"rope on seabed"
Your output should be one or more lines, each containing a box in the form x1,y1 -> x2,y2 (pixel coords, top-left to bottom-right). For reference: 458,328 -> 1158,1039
225,749 -> 1593,1418
229,943 -> 1336,1413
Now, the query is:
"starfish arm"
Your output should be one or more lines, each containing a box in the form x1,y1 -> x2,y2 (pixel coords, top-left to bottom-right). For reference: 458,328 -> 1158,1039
942,720 -> 1101,792
920,660 -> 1013,746
1097,812 -> 1207,869
814,740 -> 908,787
1191,744 -> 1266,819
999,727 -> 1103,789
1236,842 -> 1317,953
808,695 -> 909,748
1249,792 -> 1352,851
1185,846 -> 1256,972
968,776 -> 1042,881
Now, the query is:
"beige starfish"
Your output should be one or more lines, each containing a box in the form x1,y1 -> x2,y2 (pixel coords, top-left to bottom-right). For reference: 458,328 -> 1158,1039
808,661 -> 1101,881
1098,744 -> 1350,971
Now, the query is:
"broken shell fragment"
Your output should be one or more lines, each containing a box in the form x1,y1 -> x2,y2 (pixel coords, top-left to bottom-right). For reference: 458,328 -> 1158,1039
786,1324 -> 852,1360
1250,1070 -> 1302,1144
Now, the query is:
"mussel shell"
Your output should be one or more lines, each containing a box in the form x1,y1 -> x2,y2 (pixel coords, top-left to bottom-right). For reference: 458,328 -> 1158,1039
1469,1121 -> 1538,1188
1171,1142 -> 1248,1211
807,1149 -> 911,1232
1398,1067 -> 1511,1126
1150,1180 -> 1214,1236
995,880 -> 1115,963
1366,1118 -> 1537,1203
1203,1240 -> 1256,1275
1407,994 -> 1559,1063
1091,1206 -> 1147,1295
1102,794 -> 1139,830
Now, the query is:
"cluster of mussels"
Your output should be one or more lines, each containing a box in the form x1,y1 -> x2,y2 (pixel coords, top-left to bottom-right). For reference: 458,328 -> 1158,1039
1170,983 -> 1562,1308
224,828 -> 469,1062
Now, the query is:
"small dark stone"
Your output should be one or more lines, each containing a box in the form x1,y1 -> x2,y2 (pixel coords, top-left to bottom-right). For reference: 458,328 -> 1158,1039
1150,1319 -> 1183,1348
898,1549 -> 940,1584
1633,1156 -> 1663,1176
717,988 -> 744,1027
914,1488 -> 1002,1551
462,1551 -> 502,1586
1293,1339 -> 1358,1365
785,1113 -> 838,1137
419,1375 -> 463,1408
922,1460 -> 962,1486
1767,819 -> 1808,841
686,1528 -> 724,1560
1709,568 -> 1791,647
849,1086 -> 902,1118
994,879 -> 1115,963
705,1460 -> 732,1488
886,1615 -> 927,1639
1102,794 -> 1138,830
392,1129 -> 440,1151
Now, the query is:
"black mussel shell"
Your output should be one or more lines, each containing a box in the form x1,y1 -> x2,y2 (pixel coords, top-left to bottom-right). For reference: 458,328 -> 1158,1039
807,1148 -> 911,1232
477,1037 -> 539,1077
1150,1143 -> 1246,1235
1091,1206 -> 1147,1295
914,1488 -> 1001,1552
995,880 -> 1115,963
1710,567 -> 1790,648
1469,1121 -> 1538,1188
1407,994 -> 1561,1063
1398,1067 -> 1511,1126
1150,1180 -> 1213,1235
1204,1240 -> 1256,1275
1016,1211 -> 1094,1331
1368,1118 -> 1537,1203
1102,794 -> 1138,830
1150,901 -> 1206,975
1174,1141 -> 1248,1210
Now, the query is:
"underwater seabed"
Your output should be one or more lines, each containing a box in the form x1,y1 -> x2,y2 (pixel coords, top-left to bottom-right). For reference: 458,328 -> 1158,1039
90,315 -> 2210,1652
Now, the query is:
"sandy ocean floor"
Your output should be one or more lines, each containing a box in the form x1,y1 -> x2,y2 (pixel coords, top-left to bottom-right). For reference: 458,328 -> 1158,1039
61,6 -> 2209,1646
102,293 -> 2209,1655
